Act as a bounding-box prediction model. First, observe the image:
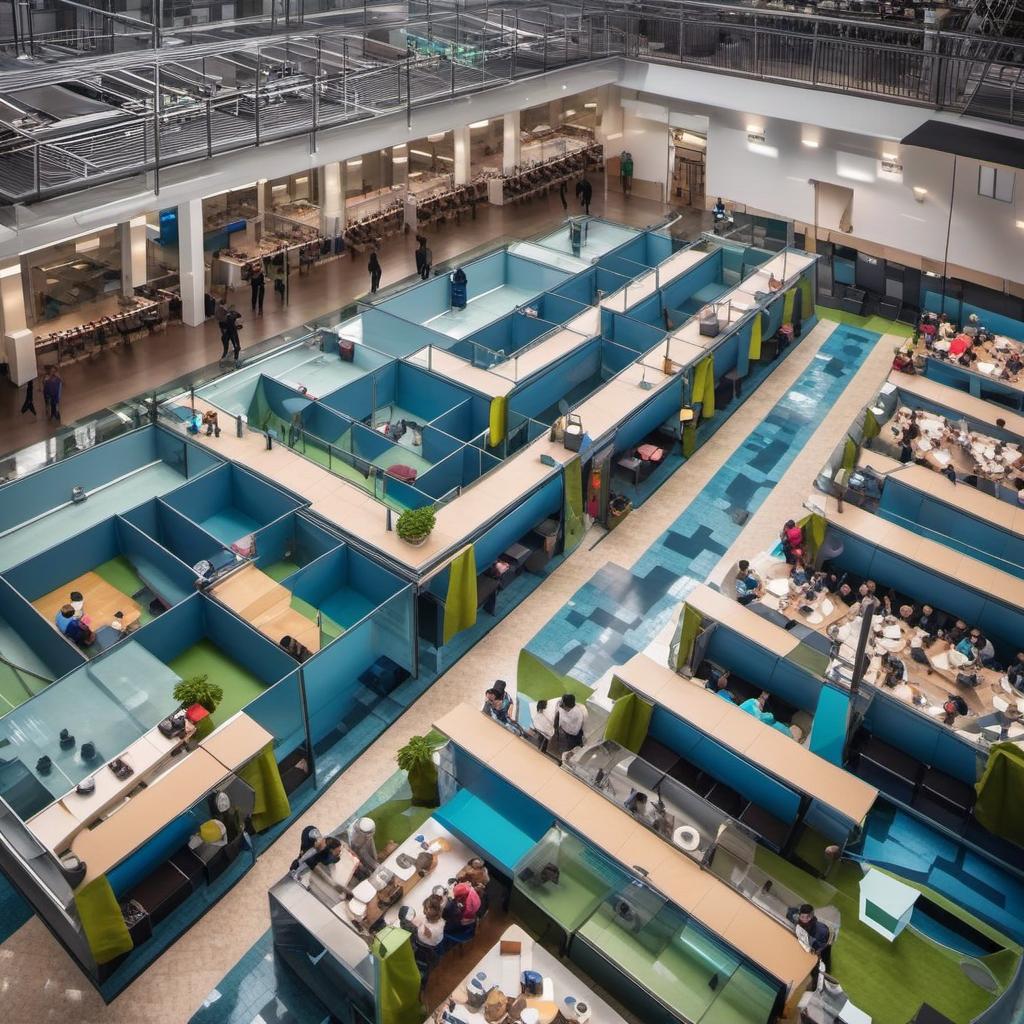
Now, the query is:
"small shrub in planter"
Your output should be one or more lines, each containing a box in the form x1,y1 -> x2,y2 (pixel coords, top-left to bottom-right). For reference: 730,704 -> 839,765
396,506 -> 436,546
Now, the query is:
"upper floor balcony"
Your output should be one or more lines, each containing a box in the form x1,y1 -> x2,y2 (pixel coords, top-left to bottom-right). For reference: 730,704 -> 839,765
0,0 -> 1019,209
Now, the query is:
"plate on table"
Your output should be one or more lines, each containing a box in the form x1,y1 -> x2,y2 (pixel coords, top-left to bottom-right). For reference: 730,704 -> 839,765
767,578 -> 790,598
882,624 -> 902,640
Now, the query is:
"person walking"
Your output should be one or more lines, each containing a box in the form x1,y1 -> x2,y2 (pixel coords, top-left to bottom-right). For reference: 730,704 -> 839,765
225,306 -> 242,361
576,176 -> 593,215
249,261 -> 265,316
20,377 -> 37,417
368,249 -> 382,293
421,241 -> 432,281
559,178 -> 568,210
42,365 -> 62,422
620,152 -> 634,196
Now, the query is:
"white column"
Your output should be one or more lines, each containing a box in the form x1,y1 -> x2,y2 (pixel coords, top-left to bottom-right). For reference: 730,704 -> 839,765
502,111 -> 521,173
319,161 -> 346,238
453,125 -> 471,185
177,199 -> 206,327
120,216 -> 148,296
257,178 -> 269,218
0,259 -> 28,335
391,144 -> 409,188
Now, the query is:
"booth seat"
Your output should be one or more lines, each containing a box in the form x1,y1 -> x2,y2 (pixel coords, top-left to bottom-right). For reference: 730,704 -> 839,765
435,788 -> 540,875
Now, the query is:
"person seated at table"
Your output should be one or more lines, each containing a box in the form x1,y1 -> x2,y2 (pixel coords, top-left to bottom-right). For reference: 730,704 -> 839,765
935,315 -> 955,341
457,857 -> 490,895
712,197 -> 727,222
897,603 -> 920,628
69,590 -> 85,617
734,559 -> 764,605
279,634 -> 312,663
942,463 -> 957,485
1007,651 -> 1024,694
624,789 -> 656,823
892,350 -> 916,375
1015,478 -> 1024,506
952,632 -> 978,667
1003,352 -> 1023,379
815,570 -> 844,594
958,348 -> 976,368
899,438 -> 915,464
969,628 -> 998,669
790,557 -> 811,588
412,894 -> 446,958
913,604 -> 939,638
705,671 -> 736,703
780,519 -> 804,565
941,693 -> 969,727
949,333 -> 973,359
443,881 -> 481,932
740,691 -> 778,726
964,313 -> 982,338
881,652 -> 907,688
943,618 -> 969,645
55,604 -> 96,647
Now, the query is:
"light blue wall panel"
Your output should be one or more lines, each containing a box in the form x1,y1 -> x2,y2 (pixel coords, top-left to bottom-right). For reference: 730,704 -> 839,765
5,517 -> 119,599
245,669 -> 306,755
163,462 -> 232,524
613,381 -> 683,453
706,630 -> 781,686
509,340 -> 602,421
114,518 -> 196,606
135,592 -> 204,663
768,658 -> 821,712
506,253 -> 571,294
202,595 -> 294,686
472,473 -> 562,569
0,428 -> 161,534
0,575 -> 85,678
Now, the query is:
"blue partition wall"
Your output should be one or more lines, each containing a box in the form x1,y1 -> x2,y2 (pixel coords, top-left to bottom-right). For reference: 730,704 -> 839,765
509,339 -> 603,423
646,707 -> 804,828
612,377 -> 684,453
162,463 -> 304,546
922,291 -> 1024,341
923,358 -> 1024,412
705,629 -> 821,712
879,477 -> 1024,576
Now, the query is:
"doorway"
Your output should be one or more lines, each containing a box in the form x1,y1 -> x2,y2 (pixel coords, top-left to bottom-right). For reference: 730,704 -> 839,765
814,181 -> 855,235
671,128 -> 706,209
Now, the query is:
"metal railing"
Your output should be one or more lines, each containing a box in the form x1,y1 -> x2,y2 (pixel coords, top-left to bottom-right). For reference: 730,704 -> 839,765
0,2 -> 1021,206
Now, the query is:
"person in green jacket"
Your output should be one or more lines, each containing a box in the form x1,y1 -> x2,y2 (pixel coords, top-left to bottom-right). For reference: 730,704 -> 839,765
620,151 -> 634,195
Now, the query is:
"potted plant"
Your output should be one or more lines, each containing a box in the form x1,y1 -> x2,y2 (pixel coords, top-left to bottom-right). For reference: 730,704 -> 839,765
396,735 -> 439,807
396,505 -> 436,547
173,674 -> 224,715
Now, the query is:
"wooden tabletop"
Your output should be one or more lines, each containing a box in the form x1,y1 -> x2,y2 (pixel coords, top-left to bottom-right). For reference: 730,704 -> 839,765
34,570 -> 142,636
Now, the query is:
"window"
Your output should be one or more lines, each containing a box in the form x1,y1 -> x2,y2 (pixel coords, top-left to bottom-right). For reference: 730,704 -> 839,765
978,165 -> 1015,203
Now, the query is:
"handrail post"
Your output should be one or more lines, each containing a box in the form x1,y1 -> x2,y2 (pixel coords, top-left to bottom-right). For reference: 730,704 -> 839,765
811,20 -> 820,85
153,61 -> 161,195
206,98 -> 213,158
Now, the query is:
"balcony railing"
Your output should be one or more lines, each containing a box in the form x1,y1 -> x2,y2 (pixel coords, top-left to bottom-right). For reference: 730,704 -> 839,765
0,1 -> 1020,208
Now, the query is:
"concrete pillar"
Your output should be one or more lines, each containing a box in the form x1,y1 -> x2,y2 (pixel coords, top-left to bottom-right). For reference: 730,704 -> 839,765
319,161 -> 346,238
391,144 -> 409,188
178,199 -> 206,327
453,125 -> 471,185
0,259 -> 28,336
257,178 -> 269,218
548,99 -> 562,128
502,111 -> 521,173
120,216 -> 148,296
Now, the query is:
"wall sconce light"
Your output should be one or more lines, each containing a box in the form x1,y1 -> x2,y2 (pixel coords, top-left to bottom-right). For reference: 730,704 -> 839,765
913,187 -> 927,202
746,125 -> 766,144
802,139 -> 819,148
1016,220 -> 1024,230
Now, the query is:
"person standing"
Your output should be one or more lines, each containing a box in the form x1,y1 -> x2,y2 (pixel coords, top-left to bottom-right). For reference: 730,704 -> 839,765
249,261 -> 265,316
42,365 -> 62,422
215,298 -> 231,359
576,177 -> 593,215
620,151 -> 634,195
421,241 -> 432,281
20,376 -> 37,417
556,693 -> 588,750
368,249 -> 382,293
559,178 -> 568,210
225,306 -> 242,361
414,235 -> 427,279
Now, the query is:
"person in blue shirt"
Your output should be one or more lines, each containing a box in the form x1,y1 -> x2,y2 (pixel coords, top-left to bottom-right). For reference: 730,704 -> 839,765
484,684 -> 514,724
739,691 -> 777,726
787,903 -> 832,973
734,560 -> 764,606
54,603 -> 95,646
790,558 -> 810,587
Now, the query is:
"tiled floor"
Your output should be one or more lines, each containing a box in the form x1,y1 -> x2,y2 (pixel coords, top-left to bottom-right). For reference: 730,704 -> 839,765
526,323 -> 882,686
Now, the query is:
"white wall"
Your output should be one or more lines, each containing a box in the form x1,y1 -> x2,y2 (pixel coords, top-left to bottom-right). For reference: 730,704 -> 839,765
705,118 -> 1024,285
